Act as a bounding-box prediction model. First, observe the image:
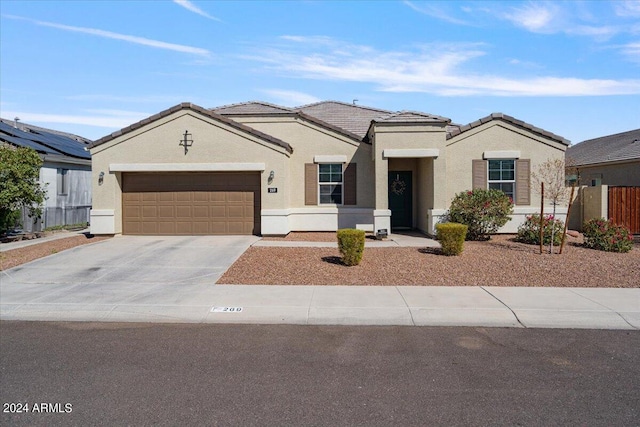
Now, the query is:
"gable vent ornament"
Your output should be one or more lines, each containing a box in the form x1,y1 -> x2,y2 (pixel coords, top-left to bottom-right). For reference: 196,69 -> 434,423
179,130 -> 193,155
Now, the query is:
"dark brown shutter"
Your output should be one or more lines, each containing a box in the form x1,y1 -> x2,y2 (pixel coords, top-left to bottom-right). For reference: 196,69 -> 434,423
472,160 -> 487,190
305,163 -> 317,205
343,163 -> 357,205
515,159 -> 530,205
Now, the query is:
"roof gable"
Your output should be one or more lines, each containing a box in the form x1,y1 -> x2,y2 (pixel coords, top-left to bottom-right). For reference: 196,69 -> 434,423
566,128 -> 640,166
374,110 -> 450,124
89,103 -> 293,153
447,113 -> 570,146
212,101 -> 294,115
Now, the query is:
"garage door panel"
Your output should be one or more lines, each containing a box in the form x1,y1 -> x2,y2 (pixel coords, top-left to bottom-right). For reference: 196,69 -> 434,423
193,192 -> 209,202
210,192 -> 226,202
142,206 -> 158,218
122,172 -> 260,235
158,193 -> 175,202
176,192 -> 192,202
193,206 -> 209,218
176,206 -> 192,218
228,206 -> 245,218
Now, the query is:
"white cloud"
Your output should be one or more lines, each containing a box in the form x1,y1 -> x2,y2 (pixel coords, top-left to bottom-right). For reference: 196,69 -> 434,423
403,1 -> 470,25
249,38 -> 640,97
502,3 -> 559,33
173,0 -> 221,21
65,94 -> 186,104
621,41 -> 640,63
1,110 -> 149,129
614,1 -> 640,17
5,15 -> 211,57
497,3 -> 621,40
260,89 -> 321,106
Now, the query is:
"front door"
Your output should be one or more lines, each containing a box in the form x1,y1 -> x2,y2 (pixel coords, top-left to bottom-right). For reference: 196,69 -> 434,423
388,171 -> 412,229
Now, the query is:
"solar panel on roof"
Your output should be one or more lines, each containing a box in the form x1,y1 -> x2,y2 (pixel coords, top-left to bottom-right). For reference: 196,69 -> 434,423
0,122 -> 90,159
0,132 -> 59,155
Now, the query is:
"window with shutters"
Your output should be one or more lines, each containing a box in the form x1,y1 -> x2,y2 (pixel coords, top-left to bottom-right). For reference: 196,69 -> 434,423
487,159 -> 515,199
318,163 -> 343,204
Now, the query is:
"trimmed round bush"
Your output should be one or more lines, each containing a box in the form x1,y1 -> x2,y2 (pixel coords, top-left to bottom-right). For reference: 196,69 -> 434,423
516,214 -> 564,246
336,228 -> 365,266
435,222 -> 468,256
448,189 -> 514,241
583,218 -> 633,253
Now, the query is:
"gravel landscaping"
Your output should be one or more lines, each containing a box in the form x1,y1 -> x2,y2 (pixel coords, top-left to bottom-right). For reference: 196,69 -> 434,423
0,234 -> 112,271
220,234 -> 640,288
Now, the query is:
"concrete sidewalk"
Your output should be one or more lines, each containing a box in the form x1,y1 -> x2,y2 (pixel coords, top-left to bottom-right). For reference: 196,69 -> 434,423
2,283 -> 638,330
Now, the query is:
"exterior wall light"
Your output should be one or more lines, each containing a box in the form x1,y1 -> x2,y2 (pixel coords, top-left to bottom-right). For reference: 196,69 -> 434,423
268,170 -> 275,184
98,171 -> 105,185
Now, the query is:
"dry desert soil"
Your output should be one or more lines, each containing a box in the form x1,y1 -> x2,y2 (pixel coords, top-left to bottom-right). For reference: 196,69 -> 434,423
1,232 -> 638,288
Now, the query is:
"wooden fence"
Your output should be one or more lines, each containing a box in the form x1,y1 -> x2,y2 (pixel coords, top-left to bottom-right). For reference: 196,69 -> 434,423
608,187 -> 640,234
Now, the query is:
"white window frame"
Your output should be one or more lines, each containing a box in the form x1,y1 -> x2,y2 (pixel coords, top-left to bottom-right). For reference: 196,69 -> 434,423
487,159 -> 515,199
318,163 -> 343,205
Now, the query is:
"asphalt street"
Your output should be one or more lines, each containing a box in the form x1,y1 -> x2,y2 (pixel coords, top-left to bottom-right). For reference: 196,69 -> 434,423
1,321 -> 638,426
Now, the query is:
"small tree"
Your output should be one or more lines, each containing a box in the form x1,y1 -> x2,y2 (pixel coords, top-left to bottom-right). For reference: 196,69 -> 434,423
531,158 -> 569,254
0,145 -> 47,233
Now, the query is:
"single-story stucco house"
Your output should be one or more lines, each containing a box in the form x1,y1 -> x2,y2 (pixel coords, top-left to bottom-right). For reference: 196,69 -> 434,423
566,128 -> 640,187
1,118 -> 92,232
87,101 -> 569,237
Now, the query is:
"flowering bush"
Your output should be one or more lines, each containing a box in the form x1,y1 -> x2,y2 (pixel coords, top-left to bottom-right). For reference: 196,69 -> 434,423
447,189 -> 514,241
583,218 -> 634,253
516,214 -> 564,246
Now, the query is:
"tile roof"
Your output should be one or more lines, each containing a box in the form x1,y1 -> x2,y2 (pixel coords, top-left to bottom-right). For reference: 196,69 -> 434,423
212,101 -> 295,115
374,110 -> 450,124
447,112 -> 570,146
295,101 -> 392,138
89,103 -> 293,153
566,128 -> 640,166
213,100 -> 365,142
0,118 -> 91,159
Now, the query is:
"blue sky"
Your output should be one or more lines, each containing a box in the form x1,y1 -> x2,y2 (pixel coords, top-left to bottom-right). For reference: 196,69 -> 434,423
1,0 -> 639,144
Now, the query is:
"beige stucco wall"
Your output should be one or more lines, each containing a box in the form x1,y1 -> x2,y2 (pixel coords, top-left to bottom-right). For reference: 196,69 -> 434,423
576,161 -> 640,187
445,121 -> 568,210
372,123 -> 447,211
230,116 -> 375,208
90,110 -> 290,234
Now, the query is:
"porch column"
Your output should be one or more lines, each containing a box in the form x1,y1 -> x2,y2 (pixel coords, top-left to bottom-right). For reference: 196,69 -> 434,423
373,152 -> 391,234
428,155 -> 448,234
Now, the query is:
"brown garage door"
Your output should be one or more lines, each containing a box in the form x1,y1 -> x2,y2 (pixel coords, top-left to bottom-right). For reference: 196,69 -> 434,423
122,172 -> 261,235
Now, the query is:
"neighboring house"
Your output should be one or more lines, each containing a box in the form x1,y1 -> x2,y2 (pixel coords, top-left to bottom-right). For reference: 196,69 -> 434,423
88,101 -> 569,236
565,128 -> 640,233
0,118 -> 92,232
565,128 -> 640,187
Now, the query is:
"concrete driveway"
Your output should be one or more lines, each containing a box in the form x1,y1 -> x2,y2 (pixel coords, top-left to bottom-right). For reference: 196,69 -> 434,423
1,235 -> 259,321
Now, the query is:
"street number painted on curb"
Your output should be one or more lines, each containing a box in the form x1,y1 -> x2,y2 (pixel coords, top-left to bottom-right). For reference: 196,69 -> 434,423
211,307 -> 243,313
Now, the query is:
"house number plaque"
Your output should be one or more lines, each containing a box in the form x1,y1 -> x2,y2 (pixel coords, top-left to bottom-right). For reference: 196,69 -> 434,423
268,188 -> 277,193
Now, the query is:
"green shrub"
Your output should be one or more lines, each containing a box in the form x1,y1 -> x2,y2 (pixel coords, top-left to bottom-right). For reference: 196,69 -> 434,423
516,214 -> 564,246
435,223 -> 468,256
583,218 -> 633,253
337,229 -> 365,266
0,209 -> 21,234
448,189 -> 514,241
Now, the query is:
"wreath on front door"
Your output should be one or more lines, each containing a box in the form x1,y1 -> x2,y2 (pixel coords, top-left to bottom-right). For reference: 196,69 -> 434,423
390,178 -> 406,195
